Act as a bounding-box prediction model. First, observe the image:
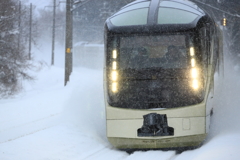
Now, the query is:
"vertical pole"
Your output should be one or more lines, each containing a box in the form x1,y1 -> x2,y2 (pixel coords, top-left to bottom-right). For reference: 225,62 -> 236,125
18,1 -> 21,54
64,0 -> 73,86
70,0 -> 73,74
29,3 -> 32,60
51,0 -> 56,65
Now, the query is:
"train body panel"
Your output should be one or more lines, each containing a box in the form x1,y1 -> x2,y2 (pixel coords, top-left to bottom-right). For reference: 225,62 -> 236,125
107,134 -> 206,149
107,116 -> 206,138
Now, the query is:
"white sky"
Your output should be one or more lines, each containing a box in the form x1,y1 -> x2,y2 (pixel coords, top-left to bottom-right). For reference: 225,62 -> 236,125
25,0 -> 65,16
27,0 -> 52,9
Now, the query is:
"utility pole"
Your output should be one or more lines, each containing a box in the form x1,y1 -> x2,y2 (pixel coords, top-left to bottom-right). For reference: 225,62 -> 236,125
70,0 -> 82,75
18,1 -> 21,54
64,0 -> 93,86
70,0 -> 73,74
52,0 -> 56,65
29,3 -> 32,60
64,0 -> 73,86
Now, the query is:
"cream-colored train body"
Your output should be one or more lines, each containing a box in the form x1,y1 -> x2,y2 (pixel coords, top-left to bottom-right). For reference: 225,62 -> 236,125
104,0 -> 223,150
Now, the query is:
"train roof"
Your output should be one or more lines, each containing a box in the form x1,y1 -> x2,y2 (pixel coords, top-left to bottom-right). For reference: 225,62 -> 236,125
106,0 -> 210,34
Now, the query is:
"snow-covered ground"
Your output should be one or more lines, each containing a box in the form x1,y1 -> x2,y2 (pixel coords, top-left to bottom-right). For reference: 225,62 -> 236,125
1,41 -> 240,160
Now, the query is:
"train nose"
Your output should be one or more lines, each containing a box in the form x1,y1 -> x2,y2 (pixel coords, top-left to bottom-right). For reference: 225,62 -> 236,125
137,113 -> 174,137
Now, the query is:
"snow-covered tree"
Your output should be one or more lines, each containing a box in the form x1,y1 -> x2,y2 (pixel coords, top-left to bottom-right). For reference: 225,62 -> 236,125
0,0 -> 34,98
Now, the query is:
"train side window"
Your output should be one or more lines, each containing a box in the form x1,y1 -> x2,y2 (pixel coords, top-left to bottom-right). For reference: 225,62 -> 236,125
209,26 -> 217,65
206,27 -> 211,65
210,37 -> 215,65
207,26 -> 213,65
199,27 -> 209,75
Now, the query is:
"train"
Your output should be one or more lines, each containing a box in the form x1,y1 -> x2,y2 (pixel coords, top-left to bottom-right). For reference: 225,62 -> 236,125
103,0 -> 223,151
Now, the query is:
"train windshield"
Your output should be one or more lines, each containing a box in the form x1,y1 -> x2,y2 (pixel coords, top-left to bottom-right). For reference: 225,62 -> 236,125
119,35 -> 188,70
107,34 -> 206,109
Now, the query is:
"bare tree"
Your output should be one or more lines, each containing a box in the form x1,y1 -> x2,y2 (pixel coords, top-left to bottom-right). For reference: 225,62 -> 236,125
37,7 -> 66,45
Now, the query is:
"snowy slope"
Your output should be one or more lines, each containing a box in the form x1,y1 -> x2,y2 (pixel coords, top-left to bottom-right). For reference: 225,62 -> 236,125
1,41 -> 240,160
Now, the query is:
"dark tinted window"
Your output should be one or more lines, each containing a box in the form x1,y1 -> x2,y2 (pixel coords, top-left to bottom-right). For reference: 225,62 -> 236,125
119,35 -> 188,69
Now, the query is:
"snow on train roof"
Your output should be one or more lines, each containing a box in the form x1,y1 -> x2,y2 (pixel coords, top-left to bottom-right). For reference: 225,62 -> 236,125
109,0 -> 205,27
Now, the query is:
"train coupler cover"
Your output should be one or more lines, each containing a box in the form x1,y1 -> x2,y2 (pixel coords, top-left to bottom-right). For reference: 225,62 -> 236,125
137,113 -> 174,137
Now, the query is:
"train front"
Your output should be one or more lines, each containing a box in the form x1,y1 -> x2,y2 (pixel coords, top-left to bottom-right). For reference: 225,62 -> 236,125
104,0 -> 213,150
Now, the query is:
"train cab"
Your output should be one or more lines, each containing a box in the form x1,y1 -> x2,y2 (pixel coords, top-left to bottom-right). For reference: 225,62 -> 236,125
104,0 -> 223,150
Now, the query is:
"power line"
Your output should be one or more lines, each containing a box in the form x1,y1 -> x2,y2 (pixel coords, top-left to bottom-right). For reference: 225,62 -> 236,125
193,0 -> 240,18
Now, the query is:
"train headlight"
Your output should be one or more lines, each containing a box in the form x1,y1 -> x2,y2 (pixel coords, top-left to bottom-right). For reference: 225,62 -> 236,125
112,61 -> 117,70
190,47 -> 195,56
191,58 -> 196,67
110,50 -> 118,93
112,82 -> 118,93
191,68 -> 198,79
192,79 -> 199,90
113,50 -> 117,59
190,68 -> 201,90
110,73 -> 119,93
111,71 -> 118,81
